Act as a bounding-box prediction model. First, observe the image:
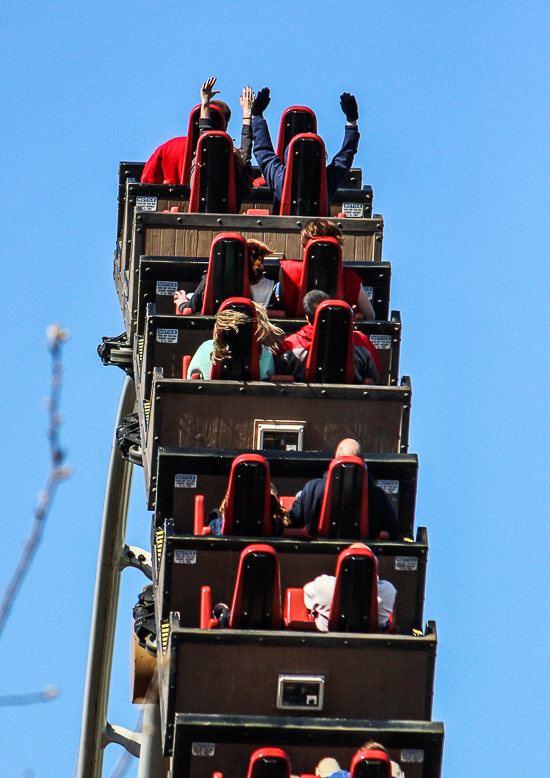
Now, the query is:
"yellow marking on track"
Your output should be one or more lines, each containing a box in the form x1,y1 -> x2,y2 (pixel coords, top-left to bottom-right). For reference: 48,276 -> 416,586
161,621 -> 170,654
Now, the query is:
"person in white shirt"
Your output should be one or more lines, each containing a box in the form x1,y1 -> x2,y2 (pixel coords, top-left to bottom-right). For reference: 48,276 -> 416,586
303,543 -> 396,632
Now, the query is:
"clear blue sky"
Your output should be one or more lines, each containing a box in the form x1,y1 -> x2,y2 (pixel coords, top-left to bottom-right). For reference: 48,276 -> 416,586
1,0 -> 549,775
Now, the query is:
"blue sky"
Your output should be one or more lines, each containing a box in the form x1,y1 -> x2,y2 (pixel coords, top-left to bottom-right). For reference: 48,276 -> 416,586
1,0 -> 549,775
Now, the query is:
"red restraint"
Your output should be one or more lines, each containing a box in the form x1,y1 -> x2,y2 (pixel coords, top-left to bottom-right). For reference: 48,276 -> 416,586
180,104 -> 226,185
188,131 -> 236,214
328,546 -> 379,633
350,748 -> 392,778
280,133 -> 328,217
230,545 -> 282,630
276,106 -> 317,160
318,456 -> 369,539
247,749 -> 291,778
295,237 -> 344,318
305,300 -> 355,384
202,233 -> 251,315
210,297 -> 260,381
221,454 -> 272,536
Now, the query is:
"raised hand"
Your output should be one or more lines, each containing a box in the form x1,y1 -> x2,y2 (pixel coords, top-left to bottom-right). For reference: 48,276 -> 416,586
240,86 -> 255,119
200,77 -> 220,105
340,92 -> 359,123
251,87 -> 271,117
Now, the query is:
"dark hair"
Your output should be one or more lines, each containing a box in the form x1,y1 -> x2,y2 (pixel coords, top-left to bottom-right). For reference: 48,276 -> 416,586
211,99 -> 231,126
300,219 -> 343,248
303,290 -> 329,321
358,742 -> 388,755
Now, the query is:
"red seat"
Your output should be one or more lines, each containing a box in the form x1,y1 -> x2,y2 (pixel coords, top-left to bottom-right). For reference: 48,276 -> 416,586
222,453 -> 272,536
295,237 -> 344,317
188,131 -> 236,214
247,749 -> 291,778
349,748 -> 392,778
201,233 -> 251,315
230,544 -> 282,629
305,300 -> 354,384
279,133 -> 328,217
180,104 -> 226,185
328,547 -> 379,633
210,297 -> 260,381
318,456 -> 369,539
276,106 -> 317,160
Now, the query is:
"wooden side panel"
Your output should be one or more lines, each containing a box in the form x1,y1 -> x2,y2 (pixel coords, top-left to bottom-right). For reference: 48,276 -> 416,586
160,394 -> 403,454
159,547 -> 423,632
174,640 -> 432,720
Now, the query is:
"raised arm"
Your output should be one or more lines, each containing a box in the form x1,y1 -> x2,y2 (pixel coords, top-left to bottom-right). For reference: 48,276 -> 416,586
250,88 -> 285,194
239,86 -> 254,164
326,93 -> 361,202
199,76 -> 220,125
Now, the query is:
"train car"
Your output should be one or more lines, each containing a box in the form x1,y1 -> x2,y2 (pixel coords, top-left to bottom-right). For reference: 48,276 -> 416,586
78,102 -> 444,778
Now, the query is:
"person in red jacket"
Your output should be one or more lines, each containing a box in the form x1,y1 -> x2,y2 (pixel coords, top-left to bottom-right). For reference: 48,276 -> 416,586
140,80 -> 232,185
275,290 -> 380,383
279,219 -> 376,319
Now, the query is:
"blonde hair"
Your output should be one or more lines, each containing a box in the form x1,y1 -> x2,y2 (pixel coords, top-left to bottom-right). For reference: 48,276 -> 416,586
211,302 -> 283,364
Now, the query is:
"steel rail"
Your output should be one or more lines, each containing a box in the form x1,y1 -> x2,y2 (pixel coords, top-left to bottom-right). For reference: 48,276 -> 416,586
77,376 -> 136,778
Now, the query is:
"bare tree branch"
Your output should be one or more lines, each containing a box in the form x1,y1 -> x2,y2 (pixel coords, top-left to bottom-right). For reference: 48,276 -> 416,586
0,685 -> 60,707
0,324 -> 72,639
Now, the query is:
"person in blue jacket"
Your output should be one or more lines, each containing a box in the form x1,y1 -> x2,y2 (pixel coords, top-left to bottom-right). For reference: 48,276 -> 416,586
251,88 -> 360,214
288,438 -> 401,540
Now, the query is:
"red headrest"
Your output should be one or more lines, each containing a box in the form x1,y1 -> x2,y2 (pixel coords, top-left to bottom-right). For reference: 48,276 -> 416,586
247,749 -> 291,778
222,454 -> 271,536
305,299 -> 354,384
211,297 -> 260,381
350,749 -> 392,778
188,131 -> 236,214
276,106 -> 318,160
318,456 -> 369,538
230,544 -> 282,630
202,233 -> 251,315
280,133 -> 328,217
181,104 -> 226,185
296,237 -> 344,318
328,546 -> 378,633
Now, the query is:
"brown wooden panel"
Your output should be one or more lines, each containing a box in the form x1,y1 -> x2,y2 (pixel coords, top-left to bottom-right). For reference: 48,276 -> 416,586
173,638 -> 433,720
157,545 -> 424,632
160,393 -> 404,453
186,743 -> 427,778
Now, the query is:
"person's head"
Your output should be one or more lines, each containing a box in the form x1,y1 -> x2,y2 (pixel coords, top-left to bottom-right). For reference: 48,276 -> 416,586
302,290 -> 330,323
247,239 -> 272,283
300,219 -> 344,249
270,483 -> 292,527
335,438 -> 362,458
358,742 -> 388,755
211,99 -> 231,127
211,302 -> 283,364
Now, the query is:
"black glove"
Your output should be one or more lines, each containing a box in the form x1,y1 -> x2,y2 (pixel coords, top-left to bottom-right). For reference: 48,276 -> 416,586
251,87 -> 271,117
340,92 -> 359,122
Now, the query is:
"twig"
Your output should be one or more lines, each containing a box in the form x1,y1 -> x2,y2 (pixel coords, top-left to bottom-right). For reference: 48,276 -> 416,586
0,685 -> 60,707
0,324 -> 72,639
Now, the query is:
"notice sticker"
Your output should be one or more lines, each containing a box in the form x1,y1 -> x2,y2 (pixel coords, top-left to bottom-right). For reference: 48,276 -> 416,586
370,334 -> 392,350
395,557 -> 418,572
175,474 -> 197,489
136,196 -> 157,211
362,285 -> 374,300
156,280 -> 178,295
175,550 -> 197,565
400,750 -> 424,763
377,479 -> 399,494
192,743 -> 215,757
342,202 -> 364,218
156,329 -> 178,344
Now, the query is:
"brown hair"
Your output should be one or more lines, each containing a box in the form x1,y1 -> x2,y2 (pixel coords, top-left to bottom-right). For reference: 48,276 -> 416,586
211,302 -> 283,364
211,99 -> 231,126
357,742 -> 388,755
300,218 -> 344,248
219,481 -> 291,528
247,239 -> 273,283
